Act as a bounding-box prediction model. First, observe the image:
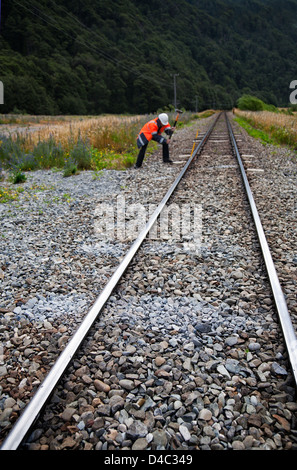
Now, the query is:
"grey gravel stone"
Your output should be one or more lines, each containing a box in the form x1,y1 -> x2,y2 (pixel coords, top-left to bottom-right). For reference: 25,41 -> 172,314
1,114 -> 297,451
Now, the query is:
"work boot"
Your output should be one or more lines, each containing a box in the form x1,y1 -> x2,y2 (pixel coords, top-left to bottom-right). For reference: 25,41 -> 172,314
163,159 -> 173,164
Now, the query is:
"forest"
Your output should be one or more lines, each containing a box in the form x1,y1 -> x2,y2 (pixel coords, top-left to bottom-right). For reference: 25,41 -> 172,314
1,0 -> 297,115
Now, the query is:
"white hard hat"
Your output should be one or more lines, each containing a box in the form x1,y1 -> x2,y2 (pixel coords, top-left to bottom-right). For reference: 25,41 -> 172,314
158,113 -> 169,125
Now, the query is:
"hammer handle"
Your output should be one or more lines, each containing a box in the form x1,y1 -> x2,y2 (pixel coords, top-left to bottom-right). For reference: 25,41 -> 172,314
170,112 -> 180,139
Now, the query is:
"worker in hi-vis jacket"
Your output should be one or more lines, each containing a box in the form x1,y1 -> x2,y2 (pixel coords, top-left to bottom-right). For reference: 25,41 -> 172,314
135,113 -> 175,168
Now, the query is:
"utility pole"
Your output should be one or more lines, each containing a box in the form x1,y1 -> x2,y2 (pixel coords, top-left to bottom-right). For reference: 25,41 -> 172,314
195,96 -> 199,112
171,74 -> 179,109
0,81 -> 3,105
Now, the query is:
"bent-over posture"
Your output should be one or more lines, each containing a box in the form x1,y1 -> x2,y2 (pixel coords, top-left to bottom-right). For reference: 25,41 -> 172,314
135,113 -> 174,168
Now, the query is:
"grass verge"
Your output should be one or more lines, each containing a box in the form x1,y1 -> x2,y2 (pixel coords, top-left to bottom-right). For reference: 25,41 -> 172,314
234,109 -> 297,149
233,116 -> 274,145
0,111 -> 206,183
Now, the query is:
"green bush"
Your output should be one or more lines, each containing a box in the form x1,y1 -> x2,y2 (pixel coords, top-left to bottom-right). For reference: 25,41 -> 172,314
12,170 -> 26,184
237,95 -> 265,111
69,137 -> 92,170
237,95 -> 278,113
63,162 -> 77,177
33,137 -> 65,169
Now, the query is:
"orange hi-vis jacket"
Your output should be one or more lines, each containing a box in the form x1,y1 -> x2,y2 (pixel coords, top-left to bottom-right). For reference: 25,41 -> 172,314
137,117 -> 172,148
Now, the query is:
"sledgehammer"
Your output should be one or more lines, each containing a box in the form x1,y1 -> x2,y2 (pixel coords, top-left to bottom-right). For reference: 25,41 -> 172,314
169,108 -> 183,139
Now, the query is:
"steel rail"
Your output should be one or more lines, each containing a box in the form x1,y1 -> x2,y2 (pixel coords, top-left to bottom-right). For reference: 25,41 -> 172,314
226,113 -> 297,386
0,113 -> 220,451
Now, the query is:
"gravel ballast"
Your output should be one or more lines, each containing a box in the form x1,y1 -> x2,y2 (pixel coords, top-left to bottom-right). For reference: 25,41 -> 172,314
0,113 -> 297,450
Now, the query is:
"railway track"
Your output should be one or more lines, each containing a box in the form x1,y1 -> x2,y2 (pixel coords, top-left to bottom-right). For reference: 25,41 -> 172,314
1,111 -> 297,451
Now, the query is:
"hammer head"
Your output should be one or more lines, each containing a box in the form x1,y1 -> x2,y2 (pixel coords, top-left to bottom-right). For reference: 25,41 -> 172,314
175,109 -> 183,114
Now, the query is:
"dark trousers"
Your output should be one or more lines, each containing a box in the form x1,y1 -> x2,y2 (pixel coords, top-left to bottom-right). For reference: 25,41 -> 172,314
135,142 -> 169,168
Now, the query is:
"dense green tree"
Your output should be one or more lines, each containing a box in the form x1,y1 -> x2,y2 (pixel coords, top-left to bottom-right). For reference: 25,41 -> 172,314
0,0 -> 297,114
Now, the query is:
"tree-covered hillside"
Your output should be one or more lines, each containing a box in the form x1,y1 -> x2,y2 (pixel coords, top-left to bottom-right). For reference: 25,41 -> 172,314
1,0 -> 297,114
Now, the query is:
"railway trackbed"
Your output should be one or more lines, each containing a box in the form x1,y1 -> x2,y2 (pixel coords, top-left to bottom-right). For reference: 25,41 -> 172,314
1,112 -> 297,451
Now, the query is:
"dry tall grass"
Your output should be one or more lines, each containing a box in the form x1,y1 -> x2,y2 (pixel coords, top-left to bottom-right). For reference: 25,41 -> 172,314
235,109 -> 297,148
0,112 -> 205,173
0,114 -> 147,172
18,115 -> 144,152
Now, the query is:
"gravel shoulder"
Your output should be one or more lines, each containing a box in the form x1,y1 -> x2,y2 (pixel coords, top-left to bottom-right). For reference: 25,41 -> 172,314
1,113 -> 297,450
0,117 -> 210,444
